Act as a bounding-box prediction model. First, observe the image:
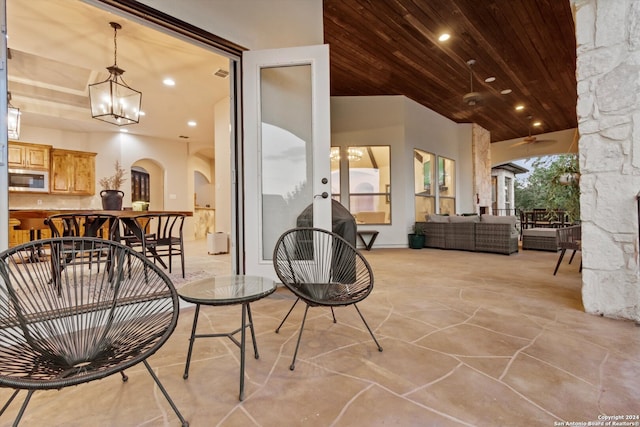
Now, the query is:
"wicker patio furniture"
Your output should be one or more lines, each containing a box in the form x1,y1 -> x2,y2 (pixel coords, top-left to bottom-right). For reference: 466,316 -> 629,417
417,214 -> 518,255
554,225 -> 582,275
421,222 -> 447,248
444,216 -> 479,251
475,222 -> 520,254
522,227 -> 560,251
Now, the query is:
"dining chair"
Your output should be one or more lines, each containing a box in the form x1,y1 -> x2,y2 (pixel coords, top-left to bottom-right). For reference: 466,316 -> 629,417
127,213 -> 186,278
44,213 -> 121,290
45,213 -> 119,240
553,224 -> 582,275
272,227 -> 383,370
0,237 -> 188,426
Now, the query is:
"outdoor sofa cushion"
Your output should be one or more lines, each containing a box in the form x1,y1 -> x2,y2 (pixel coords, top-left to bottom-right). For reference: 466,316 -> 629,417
448,215 -> 480,223
426,213 -> 450,223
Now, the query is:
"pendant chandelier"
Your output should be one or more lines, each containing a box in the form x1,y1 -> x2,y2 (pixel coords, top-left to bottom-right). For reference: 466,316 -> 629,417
89,22 -> 142,126
7,92 -> 21,140
330,147 -> 363,162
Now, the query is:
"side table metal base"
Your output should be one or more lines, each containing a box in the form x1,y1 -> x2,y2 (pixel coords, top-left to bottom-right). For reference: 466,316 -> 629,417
182,302 -> 258,401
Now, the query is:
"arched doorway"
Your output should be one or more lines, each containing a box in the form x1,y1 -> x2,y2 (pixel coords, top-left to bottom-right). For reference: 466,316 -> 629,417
131,160 -> 164,210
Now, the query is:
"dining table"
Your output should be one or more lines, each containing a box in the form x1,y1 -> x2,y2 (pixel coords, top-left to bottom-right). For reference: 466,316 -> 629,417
10,209 -> 192,268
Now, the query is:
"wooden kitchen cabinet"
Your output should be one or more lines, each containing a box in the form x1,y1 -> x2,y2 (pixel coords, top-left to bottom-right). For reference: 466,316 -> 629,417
50,149 -> 97,195
8,141 -> 51,170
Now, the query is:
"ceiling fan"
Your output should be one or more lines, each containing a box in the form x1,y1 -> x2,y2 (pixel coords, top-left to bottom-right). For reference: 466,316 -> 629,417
462,59 -> 482,106
510,116 -> 556,147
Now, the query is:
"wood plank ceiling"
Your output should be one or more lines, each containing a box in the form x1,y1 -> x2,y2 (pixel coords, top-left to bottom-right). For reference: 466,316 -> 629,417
323,0 -> 577,143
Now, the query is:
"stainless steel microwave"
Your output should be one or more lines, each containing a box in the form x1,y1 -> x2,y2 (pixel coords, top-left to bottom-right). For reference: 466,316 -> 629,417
8,169 -> 50,193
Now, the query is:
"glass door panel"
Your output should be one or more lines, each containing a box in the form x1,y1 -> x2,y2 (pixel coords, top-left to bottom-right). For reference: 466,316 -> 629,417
243,45 -> 331,279
260,65 -> 313,259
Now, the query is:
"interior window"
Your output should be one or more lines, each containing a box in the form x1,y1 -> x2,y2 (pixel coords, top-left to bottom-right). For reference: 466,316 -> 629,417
414,149 -> 436,221
438,156 -> 456,215
330,146 -> 341,202
345,146 -> 391,224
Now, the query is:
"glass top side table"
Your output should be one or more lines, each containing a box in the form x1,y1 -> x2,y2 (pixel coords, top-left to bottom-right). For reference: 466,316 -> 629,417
178,275 -> 277,400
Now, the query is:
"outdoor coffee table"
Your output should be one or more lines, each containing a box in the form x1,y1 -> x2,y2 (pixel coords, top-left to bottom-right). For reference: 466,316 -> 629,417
178,275 -> 277,400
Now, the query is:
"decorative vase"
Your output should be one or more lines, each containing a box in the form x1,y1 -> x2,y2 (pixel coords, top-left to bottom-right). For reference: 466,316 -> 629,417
101,190 -> 124,210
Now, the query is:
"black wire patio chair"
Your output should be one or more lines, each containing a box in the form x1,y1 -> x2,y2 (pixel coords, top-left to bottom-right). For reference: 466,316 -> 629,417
272,227 -> 383,370
0,237 -> 188,426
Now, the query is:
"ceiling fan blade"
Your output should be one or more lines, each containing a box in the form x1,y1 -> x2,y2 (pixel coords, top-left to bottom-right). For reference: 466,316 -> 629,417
510,137 -> 556,148
510,140 -> 532,147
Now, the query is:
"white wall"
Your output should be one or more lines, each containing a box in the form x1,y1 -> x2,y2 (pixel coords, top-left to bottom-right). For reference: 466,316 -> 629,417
215,97 -> 231,234
331,95 -> 475,248
135,0 -> 324,50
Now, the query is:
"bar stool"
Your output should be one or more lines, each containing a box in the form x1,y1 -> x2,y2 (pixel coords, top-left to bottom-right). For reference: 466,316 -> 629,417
13,217 -> 49,261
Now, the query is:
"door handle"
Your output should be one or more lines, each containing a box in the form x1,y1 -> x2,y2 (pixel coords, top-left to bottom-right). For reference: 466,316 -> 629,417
314,192 -> 329,199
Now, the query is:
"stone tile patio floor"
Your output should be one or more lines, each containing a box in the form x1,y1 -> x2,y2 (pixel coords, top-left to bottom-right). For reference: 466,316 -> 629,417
2,241 -> 639,426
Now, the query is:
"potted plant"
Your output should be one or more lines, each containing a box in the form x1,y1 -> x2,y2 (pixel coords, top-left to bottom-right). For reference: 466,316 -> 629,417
408,222 -> 426,249
99,161 -> 127,210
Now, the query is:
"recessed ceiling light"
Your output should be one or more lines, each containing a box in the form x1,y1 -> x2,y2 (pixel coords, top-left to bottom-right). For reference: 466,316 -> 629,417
501,89 -> 512,95
515,105 -> 525,111
187,120 -> 197,127
533,121 -> 542,127
138,111 -> 146,116
485,76 -> 496,83
438,33 -> 450,42
163,78 -> 176,86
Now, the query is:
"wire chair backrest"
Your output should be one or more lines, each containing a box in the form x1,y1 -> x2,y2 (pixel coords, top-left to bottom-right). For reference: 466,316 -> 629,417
273,227 -> 374,305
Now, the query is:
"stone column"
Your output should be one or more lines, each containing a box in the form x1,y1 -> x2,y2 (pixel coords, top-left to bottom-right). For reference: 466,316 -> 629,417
472,123 -> 492,214
573,0 -> 640,321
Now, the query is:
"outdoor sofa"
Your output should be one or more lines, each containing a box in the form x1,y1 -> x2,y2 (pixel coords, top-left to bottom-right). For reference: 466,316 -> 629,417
416,214 -> 519,255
